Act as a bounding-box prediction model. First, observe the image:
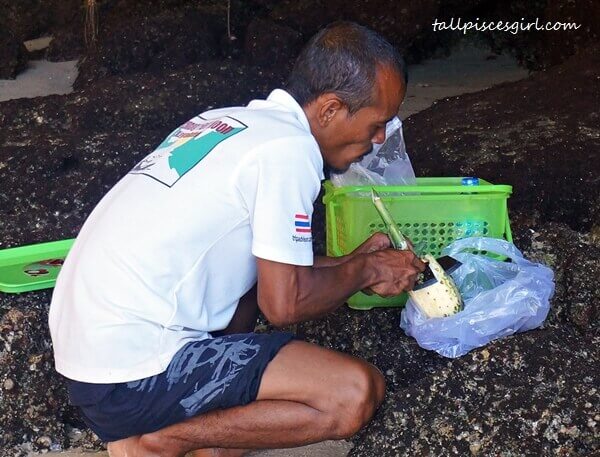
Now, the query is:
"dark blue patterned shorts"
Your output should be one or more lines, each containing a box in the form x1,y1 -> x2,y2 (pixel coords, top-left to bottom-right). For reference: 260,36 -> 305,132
65,332 -> 295,442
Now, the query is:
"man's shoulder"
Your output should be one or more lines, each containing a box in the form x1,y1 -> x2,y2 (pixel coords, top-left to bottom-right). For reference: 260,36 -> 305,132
200,98 -> 310,140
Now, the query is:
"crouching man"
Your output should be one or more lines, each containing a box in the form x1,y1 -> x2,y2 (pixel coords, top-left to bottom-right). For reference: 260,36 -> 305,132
49,21 -> 424,457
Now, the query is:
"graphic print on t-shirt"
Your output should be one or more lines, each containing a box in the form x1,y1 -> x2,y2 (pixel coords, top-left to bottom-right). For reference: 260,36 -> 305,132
129,116 -> 247,187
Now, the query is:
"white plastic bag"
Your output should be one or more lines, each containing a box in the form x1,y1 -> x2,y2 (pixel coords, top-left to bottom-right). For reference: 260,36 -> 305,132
400,237 -> 555,358
330,117 -> 416,187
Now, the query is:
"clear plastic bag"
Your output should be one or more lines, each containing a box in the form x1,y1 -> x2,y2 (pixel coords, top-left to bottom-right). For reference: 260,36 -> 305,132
330,117 -> 416,187
400,237 -> 555,358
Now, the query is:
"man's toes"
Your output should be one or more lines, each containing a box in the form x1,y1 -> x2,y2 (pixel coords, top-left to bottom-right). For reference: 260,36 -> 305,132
187,448 -> 249,457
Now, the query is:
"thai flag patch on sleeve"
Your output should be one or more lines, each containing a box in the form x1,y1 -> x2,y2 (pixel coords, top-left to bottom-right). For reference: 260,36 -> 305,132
294,213 -> 311,233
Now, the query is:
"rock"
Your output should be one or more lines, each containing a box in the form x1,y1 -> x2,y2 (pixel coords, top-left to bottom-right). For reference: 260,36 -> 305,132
534,0 -> 600,69
244,18 -> 302,69
268,0 -> 504,63
0,300 -> 75,455
45,1 -> 85,62
36,435 -> 52,448
342,325 -> 598,456
0,29 -> 28,79
0,0 -> 80,66
481,0 -> 599,70
269,0 -> 440,55
269,0 -> 335,38
403,45 -> 600,233
272,0 -> 442,48
2,378 -> 15,391
74,8 -> 225,88
513,222 -> 600,333
0,0 -> 51,42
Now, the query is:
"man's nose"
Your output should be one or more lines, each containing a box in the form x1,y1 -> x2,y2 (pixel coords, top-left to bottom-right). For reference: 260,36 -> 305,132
372,127 -> 386,144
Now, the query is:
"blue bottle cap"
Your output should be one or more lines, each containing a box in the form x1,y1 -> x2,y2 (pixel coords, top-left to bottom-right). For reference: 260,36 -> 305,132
461,177 -> 479,186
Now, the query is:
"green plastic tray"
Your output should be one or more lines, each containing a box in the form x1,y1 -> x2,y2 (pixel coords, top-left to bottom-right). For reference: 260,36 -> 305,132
0,239 -> 75,293
323,177 -> 513,310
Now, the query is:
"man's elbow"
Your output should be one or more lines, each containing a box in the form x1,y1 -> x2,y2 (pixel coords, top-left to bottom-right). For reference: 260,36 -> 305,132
259,298 -> 298,328
256,260 -> 304,327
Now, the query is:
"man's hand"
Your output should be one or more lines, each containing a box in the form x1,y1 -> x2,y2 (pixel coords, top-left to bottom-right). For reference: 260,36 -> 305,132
350,232 -> 392,255
256,234 -> 425,326
313,232 -> 391,268
363,248 -> 426,297
353,232 -> 424,296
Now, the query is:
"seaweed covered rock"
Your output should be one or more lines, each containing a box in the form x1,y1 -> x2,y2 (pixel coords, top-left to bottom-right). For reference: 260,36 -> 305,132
342,323 -> 598,456
483,0 -> 600,70
244,18 -> 302,69
541,0 -> 600,65
74,8 -> 226,88
269,0 -> 440,55
514,223 -> 600,333
301,223 -> 598,456
403,45 -> 600,233
0,296 -> 74,454
0,0 -> 51,43
45,0 -> 86,62
0,29 -> 28,79
0,0 -> 81,65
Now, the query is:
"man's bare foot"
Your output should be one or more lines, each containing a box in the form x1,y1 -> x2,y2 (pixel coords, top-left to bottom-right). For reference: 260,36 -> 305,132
109,437 -> 247,457
187,449 -> 248,457
107,436 -> 145,457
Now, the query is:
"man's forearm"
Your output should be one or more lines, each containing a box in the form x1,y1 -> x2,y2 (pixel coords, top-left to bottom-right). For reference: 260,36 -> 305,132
257,254 -> 374,327
313,254 -> 353,268
285,254 -> 379,324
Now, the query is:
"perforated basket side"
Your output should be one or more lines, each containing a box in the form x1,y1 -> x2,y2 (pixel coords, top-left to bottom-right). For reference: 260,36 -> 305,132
322,179 -> 513,310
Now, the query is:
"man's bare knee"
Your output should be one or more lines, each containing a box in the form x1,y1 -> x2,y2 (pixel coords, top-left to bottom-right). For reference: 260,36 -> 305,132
372,365 -> 386,407
329,361 -> 385,439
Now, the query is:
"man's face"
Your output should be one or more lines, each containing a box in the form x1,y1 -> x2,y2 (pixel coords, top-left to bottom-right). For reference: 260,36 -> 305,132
317,65 -> 406,173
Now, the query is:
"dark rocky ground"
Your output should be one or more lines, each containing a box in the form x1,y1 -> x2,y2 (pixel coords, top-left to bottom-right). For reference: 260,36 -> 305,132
404,44 -> 600,234
1,1 -> 599,455
3,0 -> 599,79
302,220 -> 599,456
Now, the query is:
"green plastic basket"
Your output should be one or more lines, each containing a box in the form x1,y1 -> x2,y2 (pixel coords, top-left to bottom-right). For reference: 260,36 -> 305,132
0,239 -> 75,293
323,177 -> 513,310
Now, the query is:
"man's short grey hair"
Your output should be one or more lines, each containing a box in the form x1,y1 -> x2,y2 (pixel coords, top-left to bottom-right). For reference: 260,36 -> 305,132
286,21 -> 408,114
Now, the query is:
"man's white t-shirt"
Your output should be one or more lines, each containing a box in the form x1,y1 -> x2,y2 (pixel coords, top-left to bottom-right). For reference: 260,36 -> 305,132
48,89 -> 324,383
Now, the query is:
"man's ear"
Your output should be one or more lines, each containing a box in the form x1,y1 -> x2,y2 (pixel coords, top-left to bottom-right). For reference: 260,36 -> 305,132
316,95 -> 345,128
